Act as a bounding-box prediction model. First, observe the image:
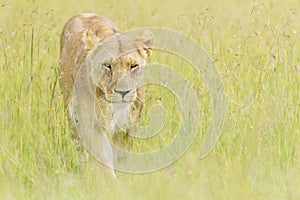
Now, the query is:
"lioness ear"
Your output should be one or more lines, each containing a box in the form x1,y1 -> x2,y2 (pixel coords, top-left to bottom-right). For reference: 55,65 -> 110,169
135,30 -> 154,58
82,30 -> 104,52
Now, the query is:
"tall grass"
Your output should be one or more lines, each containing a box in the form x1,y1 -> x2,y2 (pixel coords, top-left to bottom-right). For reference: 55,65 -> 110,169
0,0 -> 299,199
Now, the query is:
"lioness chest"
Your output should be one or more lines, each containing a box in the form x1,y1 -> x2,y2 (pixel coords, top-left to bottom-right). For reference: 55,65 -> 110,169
110,103 -> 131,133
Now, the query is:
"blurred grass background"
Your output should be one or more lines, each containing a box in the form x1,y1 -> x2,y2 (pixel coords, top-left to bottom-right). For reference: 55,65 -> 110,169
0,0 -> 300,199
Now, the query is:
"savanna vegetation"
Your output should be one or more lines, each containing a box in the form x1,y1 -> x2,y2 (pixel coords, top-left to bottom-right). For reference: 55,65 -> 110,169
0,0 -> 299,199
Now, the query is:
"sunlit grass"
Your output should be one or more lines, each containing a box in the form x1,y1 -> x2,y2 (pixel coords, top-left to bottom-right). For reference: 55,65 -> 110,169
0,0 -> 299,199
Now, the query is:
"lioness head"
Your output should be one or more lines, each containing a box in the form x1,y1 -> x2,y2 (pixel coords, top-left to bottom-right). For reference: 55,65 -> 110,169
82,30 -> 154,103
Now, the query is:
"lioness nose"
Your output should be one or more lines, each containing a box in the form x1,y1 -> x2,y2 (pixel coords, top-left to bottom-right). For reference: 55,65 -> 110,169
114,89 -> 131,98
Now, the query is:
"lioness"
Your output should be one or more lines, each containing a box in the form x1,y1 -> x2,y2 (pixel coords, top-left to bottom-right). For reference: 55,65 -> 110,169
59,13 -> 154,169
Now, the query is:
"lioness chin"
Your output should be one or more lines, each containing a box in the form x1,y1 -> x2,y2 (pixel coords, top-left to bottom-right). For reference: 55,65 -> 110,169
59,13 -> 154,170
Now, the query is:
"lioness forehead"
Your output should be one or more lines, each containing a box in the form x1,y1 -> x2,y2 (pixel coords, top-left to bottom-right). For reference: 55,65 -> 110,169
94,33 -> 137,58
115,34 -> 136,54
112,54 -> 139,66
91,33 -> 143,64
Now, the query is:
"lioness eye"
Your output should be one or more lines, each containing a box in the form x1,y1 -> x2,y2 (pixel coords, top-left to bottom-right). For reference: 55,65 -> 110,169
131,64 -> 139,70
102,63 -> 112,70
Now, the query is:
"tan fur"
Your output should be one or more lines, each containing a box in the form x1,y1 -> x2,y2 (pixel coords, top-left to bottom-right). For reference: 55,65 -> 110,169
59,13 -> 154,154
